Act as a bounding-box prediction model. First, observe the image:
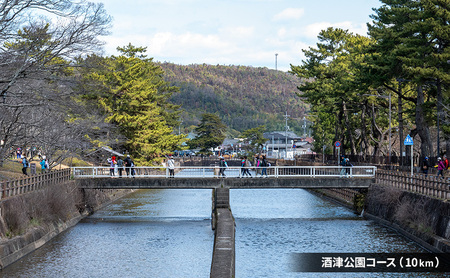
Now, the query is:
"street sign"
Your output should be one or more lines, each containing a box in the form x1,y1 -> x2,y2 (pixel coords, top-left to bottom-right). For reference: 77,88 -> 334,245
292,145 -> 296,148
334,141 -> 341,148
404,134 -> 414,176
404,134 -> 414,146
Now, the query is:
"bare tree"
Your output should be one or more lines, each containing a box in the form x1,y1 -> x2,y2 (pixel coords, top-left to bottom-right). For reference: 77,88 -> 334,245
0,0 -> 112,166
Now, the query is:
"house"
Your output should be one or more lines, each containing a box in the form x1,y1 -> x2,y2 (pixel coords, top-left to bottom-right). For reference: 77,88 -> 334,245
263,131 -> 314,159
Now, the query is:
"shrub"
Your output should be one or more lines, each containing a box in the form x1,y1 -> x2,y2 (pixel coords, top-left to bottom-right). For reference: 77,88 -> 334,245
1,182 -> 83,237
366,185 -> 402,220
1,197 -> 29,235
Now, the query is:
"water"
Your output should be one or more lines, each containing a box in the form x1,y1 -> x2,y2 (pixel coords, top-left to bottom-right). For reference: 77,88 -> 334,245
0,189 -> 214,278
1,189 -> 439,278
231,189 -> 434,277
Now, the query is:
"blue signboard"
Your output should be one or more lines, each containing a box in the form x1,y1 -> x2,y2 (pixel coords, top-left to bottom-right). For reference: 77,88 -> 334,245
404,134 -> 414,146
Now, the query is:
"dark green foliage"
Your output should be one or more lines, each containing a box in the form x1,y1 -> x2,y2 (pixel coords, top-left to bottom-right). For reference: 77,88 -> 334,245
188,113 -> 227,152
291,0 -> 449,157
242,125 -> 267,153
80,45 -> 186,164
353,190 -> 367,215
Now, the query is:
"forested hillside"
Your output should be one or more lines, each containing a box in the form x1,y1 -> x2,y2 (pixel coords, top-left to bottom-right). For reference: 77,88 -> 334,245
160,63 -> 308,135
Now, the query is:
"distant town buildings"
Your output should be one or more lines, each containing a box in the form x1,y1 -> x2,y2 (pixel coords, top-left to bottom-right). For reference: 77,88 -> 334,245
263,131 -> 314,159
215,131 -> 314,159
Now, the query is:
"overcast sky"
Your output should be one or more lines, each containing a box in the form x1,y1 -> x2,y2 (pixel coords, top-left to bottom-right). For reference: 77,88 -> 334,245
93,0 -> 381,71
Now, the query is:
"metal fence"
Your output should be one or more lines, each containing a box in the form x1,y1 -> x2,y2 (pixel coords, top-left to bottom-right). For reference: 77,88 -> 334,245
71,165 -> 377,179
0,169 -> 71,199
1,166 -> 447,201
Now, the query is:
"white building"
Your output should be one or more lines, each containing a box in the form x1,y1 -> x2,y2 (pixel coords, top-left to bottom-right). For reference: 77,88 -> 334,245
263,131 -> 313,159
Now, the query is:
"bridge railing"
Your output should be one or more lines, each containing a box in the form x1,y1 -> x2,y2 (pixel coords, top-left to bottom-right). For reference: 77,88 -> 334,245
71,166 -> 377,179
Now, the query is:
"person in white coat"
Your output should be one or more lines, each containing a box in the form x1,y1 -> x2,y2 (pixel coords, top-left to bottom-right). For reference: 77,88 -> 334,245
167,155 -> 175,178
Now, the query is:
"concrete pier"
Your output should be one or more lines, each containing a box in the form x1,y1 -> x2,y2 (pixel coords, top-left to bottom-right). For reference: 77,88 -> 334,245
210,188 -> 235,278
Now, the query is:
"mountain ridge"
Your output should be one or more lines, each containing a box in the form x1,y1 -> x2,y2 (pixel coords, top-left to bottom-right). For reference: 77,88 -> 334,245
160,62 -> 308,135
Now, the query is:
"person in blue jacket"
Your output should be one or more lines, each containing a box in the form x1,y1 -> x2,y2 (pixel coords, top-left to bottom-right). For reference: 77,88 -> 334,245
40,157 -> 47,173
22,156 -> 29,175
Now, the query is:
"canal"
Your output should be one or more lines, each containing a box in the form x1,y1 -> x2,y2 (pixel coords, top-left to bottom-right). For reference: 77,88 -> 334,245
1,189 -> 434,277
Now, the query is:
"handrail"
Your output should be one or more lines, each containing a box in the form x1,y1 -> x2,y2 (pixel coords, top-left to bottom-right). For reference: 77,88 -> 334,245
71,165 -> 377,179
0,169 -> 71,199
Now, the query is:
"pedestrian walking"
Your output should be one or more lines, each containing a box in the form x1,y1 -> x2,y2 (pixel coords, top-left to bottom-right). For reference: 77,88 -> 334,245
219,156 -> 227,178
260,155 -> 268,178
167,155 -> 175,178
124,155 -> 132,177
44,156 -> 49,171
22,156 -> 29,175
345,158 -> 352,177
340,155 -> 347,177
437,157 -> 445,178
107,156 -> 116,176
421,157 -> 430,177
244,156 -> 252,177
130,158 -> 136,177
255,155 -> 262,177
444,155 -> 449,177
40,157 -> 47,173
117,156 -> 124,177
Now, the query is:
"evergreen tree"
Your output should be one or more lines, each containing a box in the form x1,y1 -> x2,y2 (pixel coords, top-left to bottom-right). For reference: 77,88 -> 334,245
367,0 -> 450,157
290,28 -> 372,155
87,44 -> 185,164
189,113 -> 227,152
241,126 -> 266,153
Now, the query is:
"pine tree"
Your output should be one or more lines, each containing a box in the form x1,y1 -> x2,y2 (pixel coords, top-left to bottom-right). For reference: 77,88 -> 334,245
290,28 -> 373,155
241,126 -> 266,153
90,44 -> 185,164
188,113 -> 227,152
368,0 -> 450,157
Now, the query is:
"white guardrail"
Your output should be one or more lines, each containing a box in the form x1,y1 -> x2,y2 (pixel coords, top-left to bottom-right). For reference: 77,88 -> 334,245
72,166 -> 377,179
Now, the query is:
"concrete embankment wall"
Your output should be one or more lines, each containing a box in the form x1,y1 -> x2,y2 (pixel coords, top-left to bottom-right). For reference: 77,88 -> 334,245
365,184 -> 450,253
0,181 -> 131,269
313,185 -> 450,253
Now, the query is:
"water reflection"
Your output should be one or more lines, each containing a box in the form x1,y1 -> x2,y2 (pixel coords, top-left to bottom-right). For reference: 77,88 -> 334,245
0,188 -> 439,278
231,189 -> 432,278
1,189 -> 214,278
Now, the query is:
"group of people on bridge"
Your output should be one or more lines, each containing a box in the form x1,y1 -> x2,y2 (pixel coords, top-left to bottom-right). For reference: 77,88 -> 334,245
107,155 -> 136,177
216,155 -> 270,178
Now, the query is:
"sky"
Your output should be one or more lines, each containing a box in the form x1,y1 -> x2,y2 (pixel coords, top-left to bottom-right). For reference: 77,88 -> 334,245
92,0 -> 382,72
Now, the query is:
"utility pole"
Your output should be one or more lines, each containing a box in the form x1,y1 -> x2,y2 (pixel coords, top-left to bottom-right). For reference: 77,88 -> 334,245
302,116 -> 307,137
285,111 -> 290,159
275,53 -> 278,71
388,92 -> 391,164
